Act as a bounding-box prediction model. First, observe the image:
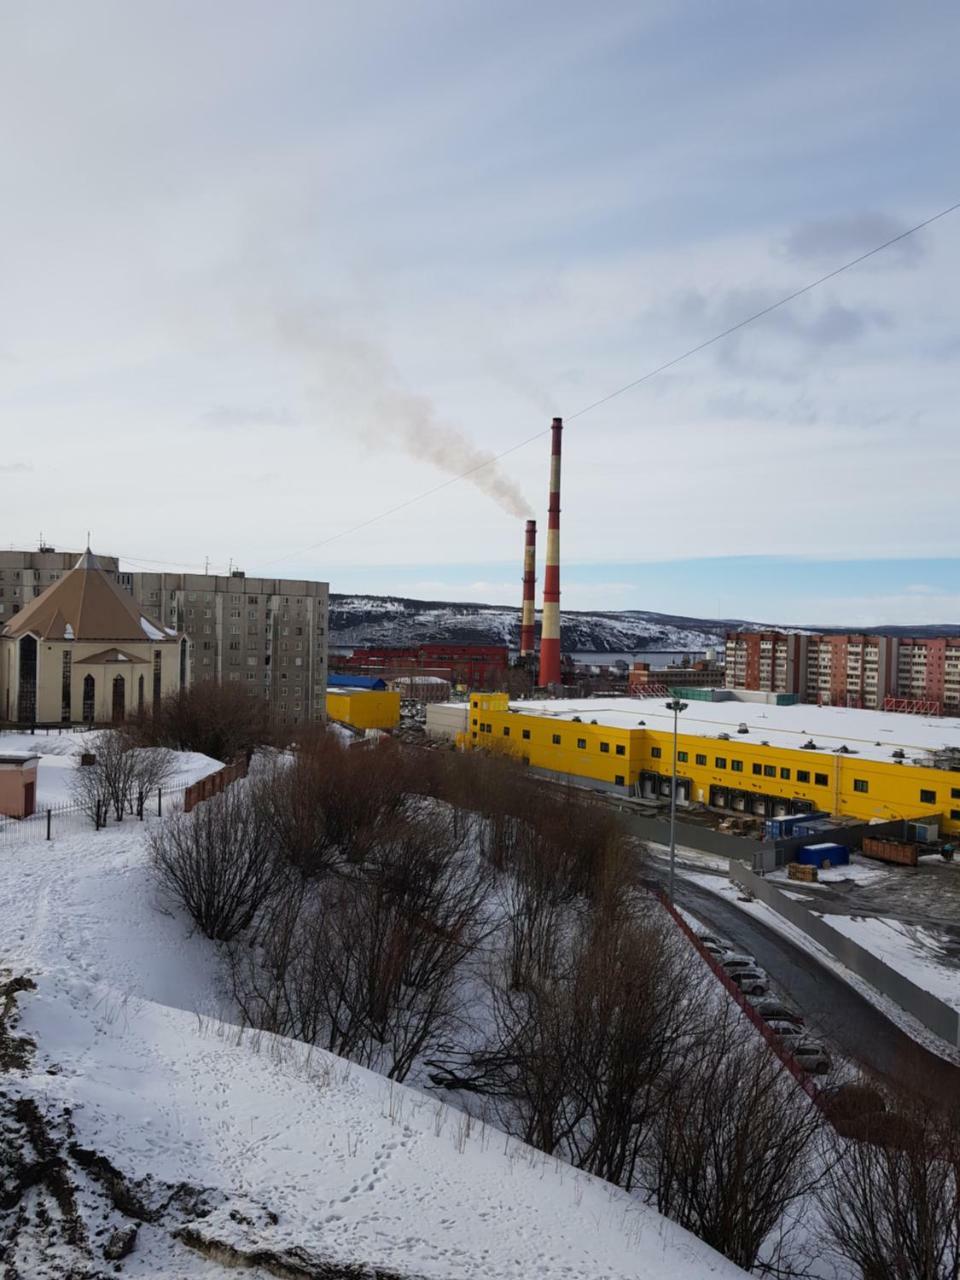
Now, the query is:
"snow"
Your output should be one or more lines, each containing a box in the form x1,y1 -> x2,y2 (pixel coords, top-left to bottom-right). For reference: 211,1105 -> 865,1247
767,858 -> 888,889
64,622 -> 74,640
507,695 -> 960,766
0,761 -> 748,1278
140,615 -> 165,640
813,913 -> 960,1013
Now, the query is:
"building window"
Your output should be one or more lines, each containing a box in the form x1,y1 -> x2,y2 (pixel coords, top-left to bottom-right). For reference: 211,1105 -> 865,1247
112,675 -> 126,723
695,753 -> 707,766
780,767 -> 790,780
82,674 -> 95,723
951,809 -> 960,821
615,775 -> 625,787
952,788 -> 960,800
651,746 -> 662,759
552,734 -> 561,745
522,729 -> 531,740
815,773 -> 829,787
731,759 -> 743,773
797,770 -> 810,784
615,744 -> 625,756
677,750 -> 688,763
502,727 -> 510,737
853,779 -> 869,794
577,738 -> 587,750
600,742 -> 610,754
920,789 -> 936,805
715,756 -> 727,769
138,674 -> 145,715
61,651 -> 72,723
763,765 -> 776,778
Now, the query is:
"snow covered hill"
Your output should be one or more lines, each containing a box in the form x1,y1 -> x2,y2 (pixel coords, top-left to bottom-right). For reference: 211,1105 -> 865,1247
0,748 -> 748,1278
330,594 -> 735,652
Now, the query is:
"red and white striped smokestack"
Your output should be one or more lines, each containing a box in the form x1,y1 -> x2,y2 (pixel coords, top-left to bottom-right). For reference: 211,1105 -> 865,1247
538,417 -> 562,688
519,519 -> 537,657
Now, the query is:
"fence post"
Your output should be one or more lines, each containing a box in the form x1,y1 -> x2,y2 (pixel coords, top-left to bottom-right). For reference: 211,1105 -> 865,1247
46,808 -> 51,841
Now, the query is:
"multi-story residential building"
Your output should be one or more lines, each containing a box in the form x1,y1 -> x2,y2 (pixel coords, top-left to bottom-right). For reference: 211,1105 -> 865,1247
724,632 -> 805,696
801,634 -> 897,710
0,550 -> 329,728
125,571 -> 328,728
892,638 -> 960,715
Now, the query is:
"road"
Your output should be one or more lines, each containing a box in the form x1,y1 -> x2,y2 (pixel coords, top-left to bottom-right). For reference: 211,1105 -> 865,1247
642,859 -> 960,1105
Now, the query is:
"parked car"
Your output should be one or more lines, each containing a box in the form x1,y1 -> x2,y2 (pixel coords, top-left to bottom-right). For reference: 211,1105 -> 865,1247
697,933 -> 727,949
750,996 -> 805,1025
765,1018 -> 804,1044
719,952 -> 757,970
726,966 -> 768,996
791,1039 -> 831,1074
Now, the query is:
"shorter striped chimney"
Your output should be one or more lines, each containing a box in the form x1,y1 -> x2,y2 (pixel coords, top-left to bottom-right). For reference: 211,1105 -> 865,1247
537,417 -> 562,688
519,519 -> 537,657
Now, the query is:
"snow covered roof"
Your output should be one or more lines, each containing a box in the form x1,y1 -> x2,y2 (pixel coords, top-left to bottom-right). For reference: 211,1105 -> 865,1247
506,695 -> 960,765
76,647 -> 149,665
1,548 -> 176,645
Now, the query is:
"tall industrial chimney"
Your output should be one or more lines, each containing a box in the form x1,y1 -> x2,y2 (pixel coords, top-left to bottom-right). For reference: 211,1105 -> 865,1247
538,417 -> 562,688
519,519 -> 537,658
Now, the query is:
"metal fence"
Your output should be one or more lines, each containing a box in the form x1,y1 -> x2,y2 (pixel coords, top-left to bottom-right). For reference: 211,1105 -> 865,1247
730,862 -> 960,1049
0,784 -> 188,851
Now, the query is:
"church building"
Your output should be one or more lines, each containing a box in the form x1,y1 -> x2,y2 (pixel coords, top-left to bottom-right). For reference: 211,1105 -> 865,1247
0,550 -> 188,724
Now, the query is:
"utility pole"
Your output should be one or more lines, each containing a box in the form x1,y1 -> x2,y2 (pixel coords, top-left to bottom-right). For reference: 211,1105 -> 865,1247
666,697 -> 688,905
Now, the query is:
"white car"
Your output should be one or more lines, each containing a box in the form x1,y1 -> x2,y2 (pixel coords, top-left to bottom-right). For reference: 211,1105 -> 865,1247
725,966 -> 768,996
791,1039 -> 831,1075
766,1018 -> 804,1044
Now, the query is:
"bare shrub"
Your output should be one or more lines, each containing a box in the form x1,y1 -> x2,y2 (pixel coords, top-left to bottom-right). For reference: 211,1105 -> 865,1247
134,681 -> 271,764
231,806 -> 489,1081
150,786 -> 279,940
821,1095 -> 960,1280
71,730 -> 175,825
647,1002 -> 823,1272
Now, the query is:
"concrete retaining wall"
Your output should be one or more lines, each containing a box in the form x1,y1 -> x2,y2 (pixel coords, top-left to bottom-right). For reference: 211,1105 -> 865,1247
730,863 -> 960,1048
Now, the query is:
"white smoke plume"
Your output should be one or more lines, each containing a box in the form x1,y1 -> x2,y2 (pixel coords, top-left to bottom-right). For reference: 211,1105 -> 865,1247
276,309 -> 534,520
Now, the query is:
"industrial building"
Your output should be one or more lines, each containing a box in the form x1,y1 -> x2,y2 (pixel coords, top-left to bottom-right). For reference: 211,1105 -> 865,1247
726,629 -> 960,715
337,644 -> 507,690
0,548 -> 329,728
628,657 -> 723,696
464,692 -> 960,835
326,685 -> 401,732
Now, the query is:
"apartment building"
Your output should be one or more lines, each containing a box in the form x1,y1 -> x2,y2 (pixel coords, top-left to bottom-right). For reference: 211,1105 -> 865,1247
125,571 -> 328,728
893,638 -> 960,714
802,634 -> 897,710
0,550 -> 329,727
724,632 -> 805,695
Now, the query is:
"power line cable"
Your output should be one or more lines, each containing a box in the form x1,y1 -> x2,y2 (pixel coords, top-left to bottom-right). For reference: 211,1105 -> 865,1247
256,198 -> 959,571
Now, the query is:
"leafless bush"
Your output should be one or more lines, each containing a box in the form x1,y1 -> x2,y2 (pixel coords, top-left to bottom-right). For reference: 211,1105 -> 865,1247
150,786 -> 280,940
71,730 -> 175,825
647,1002 -> 823,1272
133,680 -> 271,763
231,807 -> 490,1080
821,1094 -> 960,1280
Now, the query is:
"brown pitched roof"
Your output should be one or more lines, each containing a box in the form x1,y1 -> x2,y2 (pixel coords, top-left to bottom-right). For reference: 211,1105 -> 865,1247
2,550 -> 176,644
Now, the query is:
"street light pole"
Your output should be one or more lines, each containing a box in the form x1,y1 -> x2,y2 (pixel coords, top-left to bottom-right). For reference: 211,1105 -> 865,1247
666,697 -> 688,905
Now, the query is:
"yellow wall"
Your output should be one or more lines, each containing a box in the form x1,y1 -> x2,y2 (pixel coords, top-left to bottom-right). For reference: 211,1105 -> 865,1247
327,688 -> 400,731
468,694 -> 960,833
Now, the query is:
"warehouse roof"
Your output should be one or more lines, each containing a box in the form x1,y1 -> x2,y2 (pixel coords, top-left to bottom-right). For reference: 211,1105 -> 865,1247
505,696 -> 960,766
328,674 -> 387,691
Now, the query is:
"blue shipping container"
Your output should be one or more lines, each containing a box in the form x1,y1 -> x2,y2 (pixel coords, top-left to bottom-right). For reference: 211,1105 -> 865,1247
796,842 -> 849,868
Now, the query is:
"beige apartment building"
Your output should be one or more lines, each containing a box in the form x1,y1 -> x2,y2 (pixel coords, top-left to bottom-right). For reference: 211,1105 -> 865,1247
0,550 -> 329,727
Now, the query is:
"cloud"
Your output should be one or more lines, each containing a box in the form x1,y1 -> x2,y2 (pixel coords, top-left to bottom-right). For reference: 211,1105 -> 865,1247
0,462 -> 31,474
200,406 -> 297,431
781,213 -> 924,268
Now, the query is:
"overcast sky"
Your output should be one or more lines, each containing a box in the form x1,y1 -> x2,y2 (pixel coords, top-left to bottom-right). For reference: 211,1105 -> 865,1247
3,1 -> 959,624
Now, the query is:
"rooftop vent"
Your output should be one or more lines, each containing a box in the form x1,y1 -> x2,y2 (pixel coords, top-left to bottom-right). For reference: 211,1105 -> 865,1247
718,732 -> 731,741
802,739 -> 819,750
892,748 -> 906,760
737,723 -> 749,734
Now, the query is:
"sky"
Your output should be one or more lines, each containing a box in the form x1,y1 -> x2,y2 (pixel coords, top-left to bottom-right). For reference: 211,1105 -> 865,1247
2,1 -> 959,625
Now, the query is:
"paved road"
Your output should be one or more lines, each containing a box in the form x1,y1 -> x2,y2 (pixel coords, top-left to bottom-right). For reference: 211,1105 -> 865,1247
643,860 -> 960,1105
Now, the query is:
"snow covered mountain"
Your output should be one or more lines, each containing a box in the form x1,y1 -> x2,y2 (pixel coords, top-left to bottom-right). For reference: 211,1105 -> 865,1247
330,594 -> 736,652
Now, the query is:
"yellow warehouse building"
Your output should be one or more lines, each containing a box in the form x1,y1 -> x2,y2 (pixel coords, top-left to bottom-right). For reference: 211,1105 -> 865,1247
326,687 -> 401,732
467,692 -> 960,835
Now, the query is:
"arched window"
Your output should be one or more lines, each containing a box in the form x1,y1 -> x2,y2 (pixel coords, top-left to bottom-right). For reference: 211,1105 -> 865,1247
179,637 -> 188,689
137,674 -> 145,716
82,675 -> 95,723
112,674 -> 125,723
17,635 -> 37,723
